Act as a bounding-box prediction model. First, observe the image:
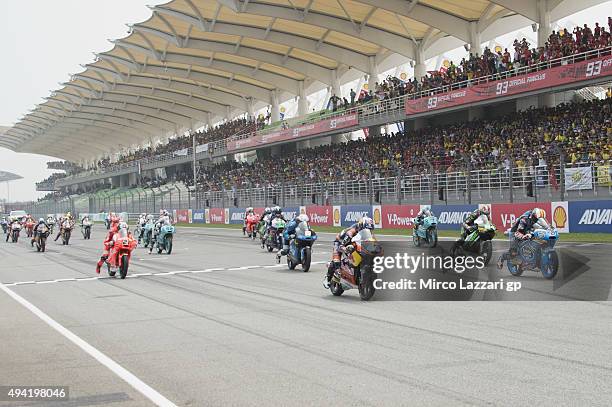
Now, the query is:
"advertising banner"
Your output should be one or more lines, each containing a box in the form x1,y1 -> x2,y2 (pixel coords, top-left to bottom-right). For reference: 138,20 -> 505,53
188,209 -> 193,224
491,202 -> 551,231
340,205 -> 372,227
595,164 -> 612,186
228,207 -> 246,225
382,204 -> 420,229
204,209 -> 210,224
305,205 -> 333,226
176,210 -> 188,223
568,200 -> 612,233
332,206 -> 341,227
565,166 -> 593,190
432,204 -> 478,230
208,208 -> 224,224
405,55 -> 612,114
282,206 -> 300,221
226,113 -> 359,152
224,208 -> 230,224
192,209 -> 205,224
550,201 -> 569,233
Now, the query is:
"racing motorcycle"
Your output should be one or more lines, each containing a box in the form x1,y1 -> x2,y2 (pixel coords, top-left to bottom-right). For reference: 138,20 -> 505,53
328,228 -> 383,301
258,219 -> 268,248
47,217 -> 56,234
413,215 -> 438,248
8,222 -> 21,243
81,219 -> 92,240
25,219 -> 35,238
285,220 -> 317,272
105,228 -> 137,279
151,224 -> 175,254
1,219 -> 8,234
33,224 -> 50,252
61,220 -> 74,245
245,213 -> 259,240
266,217 -> 285,252
505,226 -> 559,279
451,216 -> 496,265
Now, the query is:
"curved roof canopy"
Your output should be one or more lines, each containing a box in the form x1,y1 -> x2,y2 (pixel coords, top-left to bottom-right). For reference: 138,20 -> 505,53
0,171 -> 23,183
3,0 -> 603,162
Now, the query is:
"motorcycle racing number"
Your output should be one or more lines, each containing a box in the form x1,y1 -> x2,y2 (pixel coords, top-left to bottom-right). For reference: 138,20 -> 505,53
304,230 -> 312,237
496,81 -> 509,95
585,61 -> 602,77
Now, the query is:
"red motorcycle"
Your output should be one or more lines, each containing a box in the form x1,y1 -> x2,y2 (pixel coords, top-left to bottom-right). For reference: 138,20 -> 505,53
105,228 -> 137,279
25,219 -> 35,238
246,213 -> 259,240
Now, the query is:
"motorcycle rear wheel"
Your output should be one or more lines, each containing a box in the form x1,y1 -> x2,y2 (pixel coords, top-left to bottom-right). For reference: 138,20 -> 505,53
480,241 -> 493,266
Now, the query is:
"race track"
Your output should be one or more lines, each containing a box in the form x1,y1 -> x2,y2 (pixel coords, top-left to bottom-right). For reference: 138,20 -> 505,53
1,227 -> 612,406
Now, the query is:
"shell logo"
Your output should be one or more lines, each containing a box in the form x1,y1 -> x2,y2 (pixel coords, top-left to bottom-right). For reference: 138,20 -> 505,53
373,207 -> 381,225
224,208 -> 229,220
300,207 -> 306,214
442,59 -> 450,68
553,205 -> 567,228
399,72 -> 407,80
363,83 -> 369,91
494,45 -> 502,53
333,208 -> 340,224
280,106 -> 286,113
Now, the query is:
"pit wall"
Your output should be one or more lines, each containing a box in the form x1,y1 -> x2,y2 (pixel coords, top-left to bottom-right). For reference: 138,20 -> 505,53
173,200 -> 612,233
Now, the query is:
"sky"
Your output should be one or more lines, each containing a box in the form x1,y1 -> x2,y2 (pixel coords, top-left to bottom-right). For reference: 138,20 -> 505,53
0,0 -> 610,202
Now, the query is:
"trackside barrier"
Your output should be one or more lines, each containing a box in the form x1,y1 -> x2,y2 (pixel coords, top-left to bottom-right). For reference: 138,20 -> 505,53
176,200 -> 612,233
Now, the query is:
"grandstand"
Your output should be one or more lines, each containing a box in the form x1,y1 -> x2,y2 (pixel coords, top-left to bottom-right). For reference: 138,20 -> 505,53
2,1 -> 611,214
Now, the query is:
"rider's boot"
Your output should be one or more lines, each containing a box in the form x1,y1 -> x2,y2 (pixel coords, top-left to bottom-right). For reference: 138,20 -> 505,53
96,256 -> 106,274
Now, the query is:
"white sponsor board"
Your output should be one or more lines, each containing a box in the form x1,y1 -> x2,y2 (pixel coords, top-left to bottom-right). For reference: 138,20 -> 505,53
565,166 -> 593,190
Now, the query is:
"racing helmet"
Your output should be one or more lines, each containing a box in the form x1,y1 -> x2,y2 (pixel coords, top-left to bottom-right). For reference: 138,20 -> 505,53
358,216 -> 374,230
246,207 -> 253,213
297,214 -> 309,223
479,205 -> 490,216
272,206 -> 281,214
38,218 -> 45,223
264,207 -> 271,214
531,208 -> 546,220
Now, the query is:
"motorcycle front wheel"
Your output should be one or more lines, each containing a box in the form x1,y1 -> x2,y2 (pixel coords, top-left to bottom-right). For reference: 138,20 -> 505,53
426,228 -> 438,248
330,281 -> 344,296
165,235 -> 173,255
541,251 -> 559,280
120,254 -> 129,279
480,241 -> 493,266
302,247 -> 312,273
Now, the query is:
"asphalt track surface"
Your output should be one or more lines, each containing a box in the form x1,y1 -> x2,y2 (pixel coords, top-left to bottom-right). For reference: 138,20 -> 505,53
1,227 -> 612,407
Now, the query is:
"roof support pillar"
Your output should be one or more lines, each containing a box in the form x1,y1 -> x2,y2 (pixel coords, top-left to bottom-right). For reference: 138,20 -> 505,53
271,90 -> 280,122
537,0 -> 551,48
368,56 -> 378,93
331,69 -> 341,98
246,97 -> 255,120
206,112 -> 214,129
469,21 -> 481,56
298,81 -> 308,116
414,44 -> 427,83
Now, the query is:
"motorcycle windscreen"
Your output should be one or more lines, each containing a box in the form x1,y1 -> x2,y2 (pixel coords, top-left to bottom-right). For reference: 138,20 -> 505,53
116,229 -> 129,239
296,221 -> 312,237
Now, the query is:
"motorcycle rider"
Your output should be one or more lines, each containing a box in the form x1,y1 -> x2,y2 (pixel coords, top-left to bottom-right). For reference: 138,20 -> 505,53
150,210 -> 171,253
458,206 -> 491,242
137,212 -> 147,241
6,217 -> 20,242
278,214 -> 309,256
243,207 -> 254,235
95,214 -> 121,274
497,207 -> 549,269
413,206 -> 433,233
324,216 -> 374,289
31,218 -> 49,246
54,211 -> 74,241
1,216 -> 8,234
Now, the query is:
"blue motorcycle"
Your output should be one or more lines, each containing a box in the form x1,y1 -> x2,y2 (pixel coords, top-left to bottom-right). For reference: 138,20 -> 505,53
413,215 -> 438,248
286,221 -> 317,272
150,224 -> 175,255
506,228 -> 559,279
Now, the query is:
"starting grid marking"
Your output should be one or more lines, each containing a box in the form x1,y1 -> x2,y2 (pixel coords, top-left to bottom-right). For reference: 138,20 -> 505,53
1,261 -> 327,287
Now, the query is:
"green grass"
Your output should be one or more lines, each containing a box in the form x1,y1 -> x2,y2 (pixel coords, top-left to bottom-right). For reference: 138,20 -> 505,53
176,223 -> 612,242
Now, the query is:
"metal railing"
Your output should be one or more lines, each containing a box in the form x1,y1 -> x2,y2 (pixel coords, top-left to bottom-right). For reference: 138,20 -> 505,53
52,46 -> 612,188
19,160 -> 611,218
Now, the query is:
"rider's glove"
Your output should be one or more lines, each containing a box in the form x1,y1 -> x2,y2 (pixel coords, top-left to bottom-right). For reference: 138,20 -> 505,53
341,235 -> 351,246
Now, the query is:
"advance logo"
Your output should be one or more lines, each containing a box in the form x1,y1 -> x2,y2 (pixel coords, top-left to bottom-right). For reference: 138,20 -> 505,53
345,211 -> 368,223
569,200 -> 612,233
579,209 -> 612,225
